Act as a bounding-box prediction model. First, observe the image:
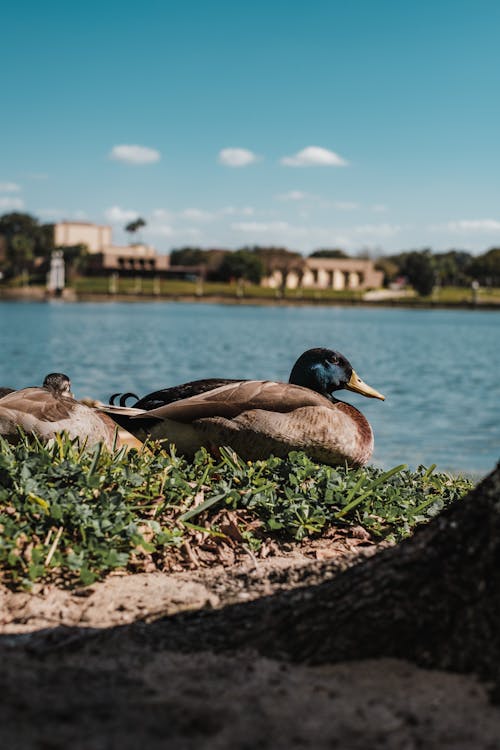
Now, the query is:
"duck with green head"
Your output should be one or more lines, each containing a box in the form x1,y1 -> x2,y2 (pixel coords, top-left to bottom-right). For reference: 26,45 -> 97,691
103,347 -> 385,467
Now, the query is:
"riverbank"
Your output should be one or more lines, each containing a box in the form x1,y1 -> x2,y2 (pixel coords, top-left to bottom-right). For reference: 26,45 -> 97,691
2,284 -> 500,310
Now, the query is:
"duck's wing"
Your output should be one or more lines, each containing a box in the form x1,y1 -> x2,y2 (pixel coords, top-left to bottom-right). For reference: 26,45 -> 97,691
102,380 -> 332,427
133,378 -> 241,410
0,387 -> 75,422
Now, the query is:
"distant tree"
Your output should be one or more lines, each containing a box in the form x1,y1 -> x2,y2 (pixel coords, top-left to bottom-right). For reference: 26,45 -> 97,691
374,257 -> 400,287
170,247 -> 208,266
10,234 -> 35,273
468,248 -> 500,286
0,212 -> 54,278
125,218 -> 146,244
434,250 -> 473,287
309,248 -> 349,259
169,248 -> 229,276
60,244 -> 89,278
401,250 -> 436,296
356,249 -> 373,260
217,249 -> 264,284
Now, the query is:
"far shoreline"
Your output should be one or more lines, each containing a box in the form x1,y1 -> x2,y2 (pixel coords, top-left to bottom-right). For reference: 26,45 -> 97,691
1,286 -> 500,311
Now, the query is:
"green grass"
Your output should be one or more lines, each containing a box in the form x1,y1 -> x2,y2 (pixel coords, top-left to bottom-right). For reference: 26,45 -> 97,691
420,286 -> 500,304
0,434 -> 473,589
70,276 -> 365,301
4,276 -> 500,305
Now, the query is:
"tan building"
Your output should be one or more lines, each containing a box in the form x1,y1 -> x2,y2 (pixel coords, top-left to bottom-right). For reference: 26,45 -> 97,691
262,257 -> 383,291
54,221 -> 170,273
88,244 -> 171,273
54,222 -> 112,253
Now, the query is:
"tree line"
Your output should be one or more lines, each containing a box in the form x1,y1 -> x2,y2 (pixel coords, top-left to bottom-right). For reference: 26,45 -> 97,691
1,211 -> 500,295
169,245 -> 500,295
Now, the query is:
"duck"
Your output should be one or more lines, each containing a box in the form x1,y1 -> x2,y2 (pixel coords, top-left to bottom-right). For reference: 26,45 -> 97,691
101,348 -> 385,467
0,372 -> 118,449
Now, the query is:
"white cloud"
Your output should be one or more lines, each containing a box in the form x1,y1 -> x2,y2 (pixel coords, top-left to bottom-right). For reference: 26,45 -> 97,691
439,219 -> 500,233
104,205 -> 139,223
146,223 -> 174,237
280,146 -> 348,167
229,220 -> 366,250
218,148 -> 259,167
0,197 -> 24,210
0,182 -> 21,192
219,205 -> 255,216
334,201 -> 359,211
180,208 -> 215,222
151,209 -> 173,221
35,208 -> 65,219
36,208 -> 88,221
109,144 -> 161,165
353,223 -> 400,238
276,190 -> 311,201
179,228 -> 202,238
146,223 -> 204,240
371,204 -> 388,213
232,221 -> 291,233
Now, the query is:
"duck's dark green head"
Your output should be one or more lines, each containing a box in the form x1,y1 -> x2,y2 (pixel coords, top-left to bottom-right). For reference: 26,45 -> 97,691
289,348 -> 385,401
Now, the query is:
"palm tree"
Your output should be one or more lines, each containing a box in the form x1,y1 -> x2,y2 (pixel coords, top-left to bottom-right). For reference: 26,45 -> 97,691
125,218 -> 146,245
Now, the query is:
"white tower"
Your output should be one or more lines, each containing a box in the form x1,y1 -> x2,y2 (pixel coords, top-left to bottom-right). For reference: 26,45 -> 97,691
47,250 -> 65,294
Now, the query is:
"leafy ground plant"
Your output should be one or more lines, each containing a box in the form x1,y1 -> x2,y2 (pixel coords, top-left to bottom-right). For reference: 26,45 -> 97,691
0,434 -> 473,588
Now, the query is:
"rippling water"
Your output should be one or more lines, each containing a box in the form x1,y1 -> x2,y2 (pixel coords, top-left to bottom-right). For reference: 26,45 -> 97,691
1,300 -> 499,476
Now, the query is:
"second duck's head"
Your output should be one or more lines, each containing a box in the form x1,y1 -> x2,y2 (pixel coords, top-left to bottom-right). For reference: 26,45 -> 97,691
289,348 -> 385,401
43,373 -> 74,398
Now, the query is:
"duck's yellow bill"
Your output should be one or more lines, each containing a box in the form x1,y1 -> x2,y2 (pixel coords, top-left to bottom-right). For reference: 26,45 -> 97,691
346,370 -> 385,400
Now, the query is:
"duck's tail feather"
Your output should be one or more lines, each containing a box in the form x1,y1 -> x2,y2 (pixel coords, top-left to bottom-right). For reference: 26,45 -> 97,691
108,392 -> 139,407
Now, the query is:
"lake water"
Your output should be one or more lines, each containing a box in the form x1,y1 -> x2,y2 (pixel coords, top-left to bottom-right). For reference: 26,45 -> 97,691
1,300 -> 499,477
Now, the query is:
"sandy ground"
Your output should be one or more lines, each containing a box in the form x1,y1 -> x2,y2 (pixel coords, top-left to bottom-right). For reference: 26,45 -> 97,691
1,538 -> 499,749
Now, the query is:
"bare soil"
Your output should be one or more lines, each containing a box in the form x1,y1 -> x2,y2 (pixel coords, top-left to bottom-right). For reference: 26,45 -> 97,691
1,533 -> 499,749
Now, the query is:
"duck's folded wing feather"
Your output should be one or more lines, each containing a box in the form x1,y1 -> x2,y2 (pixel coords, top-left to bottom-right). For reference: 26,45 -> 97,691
0,388 -> 74,422
134,378 -> 241,410
140,380 -> 333,424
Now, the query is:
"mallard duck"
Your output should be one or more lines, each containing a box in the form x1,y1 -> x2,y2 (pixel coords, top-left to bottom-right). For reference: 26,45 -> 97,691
102,348 -> 385,467
0,373 -> 117,449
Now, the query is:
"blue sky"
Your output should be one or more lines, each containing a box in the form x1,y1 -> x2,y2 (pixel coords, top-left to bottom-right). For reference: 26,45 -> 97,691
1,0 -> 500,255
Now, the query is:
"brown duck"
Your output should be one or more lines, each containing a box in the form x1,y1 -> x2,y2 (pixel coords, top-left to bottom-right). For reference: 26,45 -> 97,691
0,373 -> 117,449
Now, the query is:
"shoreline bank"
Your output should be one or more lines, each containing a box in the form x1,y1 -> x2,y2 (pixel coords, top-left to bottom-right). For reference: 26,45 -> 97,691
1,286 -> 499,310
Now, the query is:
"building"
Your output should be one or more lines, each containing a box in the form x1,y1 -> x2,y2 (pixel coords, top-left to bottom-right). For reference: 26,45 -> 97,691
262,256 -> 383,291
54,221 -> 171,275
54,222 -> 112,253
53,221 -> 383,290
